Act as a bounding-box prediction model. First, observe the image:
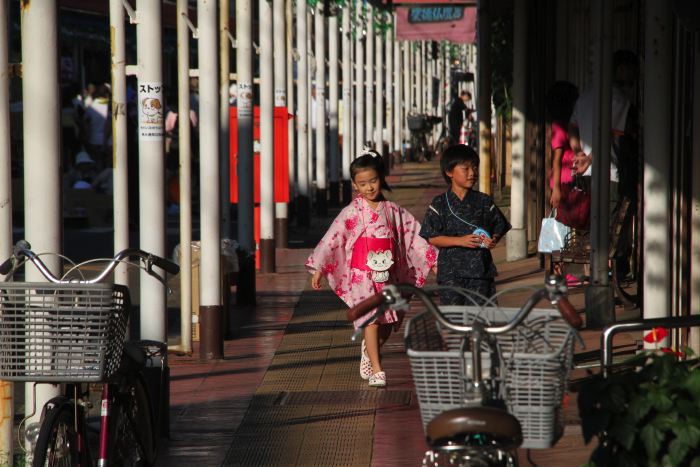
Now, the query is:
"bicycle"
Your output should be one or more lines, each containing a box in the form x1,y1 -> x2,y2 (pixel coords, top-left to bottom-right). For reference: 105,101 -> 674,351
347,277 -> 582,466
0,239 -> 179,467
406,113 -> 442,162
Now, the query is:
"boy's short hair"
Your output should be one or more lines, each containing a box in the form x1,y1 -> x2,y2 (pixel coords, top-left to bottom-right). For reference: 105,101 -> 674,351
440,144 -> 479,184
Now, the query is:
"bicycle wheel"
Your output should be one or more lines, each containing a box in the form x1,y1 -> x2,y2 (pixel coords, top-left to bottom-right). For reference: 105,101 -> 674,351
32,401 -> 82,467
109,376 -> 157,466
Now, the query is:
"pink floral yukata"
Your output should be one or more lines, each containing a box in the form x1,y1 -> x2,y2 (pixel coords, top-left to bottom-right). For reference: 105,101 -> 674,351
306,196 -> 437,329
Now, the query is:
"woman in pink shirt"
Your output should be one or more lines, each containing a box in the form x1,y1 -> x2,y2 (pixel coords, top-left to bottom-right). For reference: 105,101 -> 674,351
546,81 -> 583,228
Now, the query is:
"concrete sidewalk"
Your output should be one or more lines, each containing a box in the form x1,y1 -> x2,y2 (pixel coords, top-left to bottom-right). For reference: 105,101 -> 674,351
157,160 -> 640,467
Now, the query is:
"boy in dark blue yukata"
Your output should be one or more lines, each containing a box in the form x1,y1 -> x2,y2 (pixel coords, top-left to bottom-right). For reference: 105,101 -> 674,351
419,145 -> 511,305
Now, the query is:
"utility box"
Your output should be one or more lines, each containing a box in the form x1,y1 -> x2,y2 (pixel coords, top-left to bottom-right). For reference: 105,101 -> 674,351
172,241 -> 239,341
229,106 -> 292,268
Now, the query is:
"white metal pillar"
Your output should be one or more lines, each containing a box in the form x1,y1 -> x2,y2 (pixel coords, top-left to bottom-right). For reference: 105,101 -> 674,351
341,6 -> 352,201
260,0 -> 275,273
175,0 -> 192,355
354,0 -> 365,153
220,0 -> 232,240
0,0 -> 12,459
110,0 -> 129,290
349,20 -> 356,165
393,25 -> 401,159
385,16 -> 393,156
374,14 -> 383,152
307,9 -> 314,189
296,0 -> 311,225
477,0 -> 492,195
237,0 -> 257,302
507,0 -> 528,261
21,0 -> 62,443
137,0 -> 167,342
403,42 -> 410,144
315,2 -> 327,215
415,43 -> 423,113
286,0 -> 296,204
307,9 -> 314,190
328,10 -> 340,205
274,0 -> 288,247
643,0 -> 673,326
365,4 -> 374,148
198,0 -> 222,358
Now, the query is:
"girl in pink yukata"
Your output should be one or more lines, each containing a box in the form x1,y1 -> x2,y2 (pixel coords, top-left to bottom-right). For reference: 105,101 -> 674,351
306,149 -> 437,387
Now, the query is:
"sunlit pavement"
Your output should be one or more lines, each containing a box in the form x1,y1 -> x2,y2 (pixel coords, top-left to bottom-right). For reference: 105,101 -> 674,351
156,159 -> 639,467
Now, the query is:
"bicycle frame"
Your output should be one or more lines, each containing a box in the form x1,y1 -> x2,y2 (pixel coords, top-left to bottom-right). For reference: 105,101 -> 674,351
1,240 -> 176,466
350,277 -> 580,460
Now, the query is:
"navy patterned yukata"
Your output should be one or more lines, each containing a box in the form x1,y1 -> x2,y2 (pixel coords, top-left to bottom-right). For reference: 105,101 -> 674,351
419,189 -> 512,305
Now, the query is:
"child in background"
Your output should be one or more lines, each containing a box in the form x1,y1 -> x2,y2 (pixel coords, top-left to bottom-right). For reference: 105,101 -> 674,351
420,145 -> 511,305
306,149 -> 437,387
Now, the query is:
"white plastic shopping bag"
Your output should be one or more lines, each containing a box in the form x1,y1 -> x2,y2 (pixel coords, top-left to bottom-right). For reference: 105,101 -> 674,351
538,210 -> 570,253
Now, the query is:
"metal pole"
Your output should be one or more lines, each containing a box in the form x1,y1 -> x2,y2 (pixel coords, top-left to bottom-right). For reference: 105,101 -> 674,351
175,0 -> 192,355
307,9 -> 314,189
315,2 -> 327,216
584,0 -> 614,328
328,9 -> 340,206
220,0 -> 231,240
374,13 -> 383,152
198,0 -> 223,358
690,41 -> 700,352
341,5 -> 352,202
285,0 -> 296,207
137,0 -> 167,342
0,0 -> 12,460
274,0 -> 288,247
365,3 -> 374,148
21,0 -> 62,446
403,42 -> 410,147
260,0 -> 275,273
295,0 -> 310,226
416,43 -> 422,113
354,0 -> 365,153
642,0 -> 673,330
393,23 -> 401,160
386,17 -> 393,156
110,0 -> 129,290
445,41 -> 451,109
477,0 -> 492,195
507,0 -> 528,261
237,0 -> 257,302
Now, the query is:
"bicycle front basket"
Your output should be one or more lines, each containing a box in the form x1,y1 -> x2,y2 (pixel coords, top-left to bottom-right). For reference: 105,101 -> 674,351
407,114 -> 428,131
0,283 -> 130,383
405,306 -> 576,450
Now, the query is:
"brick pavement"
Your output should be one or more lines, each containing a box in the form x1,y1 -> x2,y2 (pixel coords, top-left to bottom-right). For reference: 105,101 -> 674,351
157,160 -> 641,467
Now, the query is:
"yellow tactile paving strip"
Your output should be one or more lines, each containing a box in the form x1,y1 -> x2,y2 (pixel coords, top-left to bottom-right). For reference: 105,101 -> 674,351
222,290 -> 412,466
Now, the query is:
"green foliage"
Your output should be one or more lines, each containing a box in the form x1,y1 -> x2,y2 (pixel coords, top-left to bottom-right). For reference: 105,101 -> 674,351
308,0 -> 391,39
579,352 -> 700,466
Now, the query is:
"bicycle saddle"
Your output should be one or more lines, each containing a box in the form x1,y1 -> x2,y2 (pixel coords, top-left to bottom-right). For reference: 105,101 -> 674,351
426,406 -> 523,451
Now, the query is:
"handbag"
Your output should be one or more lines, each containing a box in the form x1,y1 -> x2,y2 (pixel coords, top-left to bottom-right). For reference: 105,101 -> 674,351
538,210 -> 570,253
555,181 -> 591,230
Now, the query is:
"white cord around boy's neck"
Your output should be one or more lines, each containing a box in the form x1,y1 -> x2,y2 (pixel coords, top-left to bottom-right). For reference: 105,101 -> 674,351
445,192 -> 480,230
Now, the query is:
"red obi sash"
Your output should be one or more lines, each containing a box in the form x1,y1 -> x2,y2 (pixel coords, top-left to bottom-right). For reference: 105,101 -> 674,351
350,237 -> 394,271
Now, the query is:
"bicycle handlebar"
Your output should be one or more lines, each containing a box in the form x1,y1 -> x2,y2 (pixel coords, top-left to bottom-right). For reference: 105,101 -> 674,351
1,240 -> 179,285
348,276 -> 582,340
347,293 -> 387,322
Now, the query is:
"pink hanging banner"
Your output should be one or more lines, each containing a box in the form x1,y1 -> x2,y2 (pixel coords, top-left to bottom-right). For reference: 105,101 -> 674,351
396,6 -> 476,43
